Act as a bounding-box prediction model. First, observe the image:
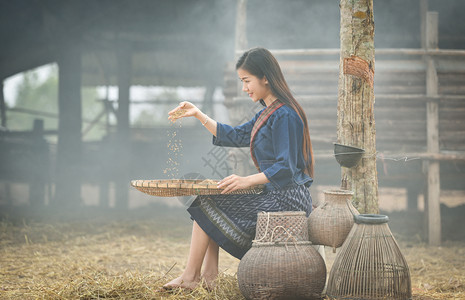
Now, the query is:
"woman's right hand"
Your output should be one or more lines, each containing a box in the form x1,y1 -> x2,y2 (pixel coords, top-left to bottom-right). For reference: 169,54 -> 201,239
168,101 -> 201,122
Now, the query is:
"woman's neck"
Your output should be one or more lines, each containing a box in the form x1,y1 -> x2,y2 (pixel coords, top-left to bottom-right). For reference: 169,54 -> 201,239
263,95 -> 278,107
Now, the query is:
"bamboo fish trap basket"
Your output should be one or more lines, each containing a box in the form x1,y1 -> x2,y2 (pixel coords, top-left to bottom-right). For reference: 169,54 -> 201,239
130,179 -> 264,197
326,214 -> 412,299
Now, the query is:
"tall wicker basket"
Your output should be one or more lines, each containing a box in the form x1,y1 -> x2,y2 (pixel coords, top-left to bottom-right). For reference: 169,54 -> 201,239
307,189 -> 359,252
238,241 -> 326,300
326,214 -> 412,299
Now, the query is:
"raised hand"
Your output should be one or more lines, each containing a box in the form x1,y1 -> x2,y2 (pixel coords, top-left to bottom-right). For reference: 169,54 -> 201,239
168,101 -> 200,122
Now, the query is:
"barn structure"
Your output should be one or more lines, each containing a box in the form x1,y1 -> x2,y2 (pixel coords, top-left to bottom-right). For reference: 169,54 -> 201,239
0,0 -> 464,246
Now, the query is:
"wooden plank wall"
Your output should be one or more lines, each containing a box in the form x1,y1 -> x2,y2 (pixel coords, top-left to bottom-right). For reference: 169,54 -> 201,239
224,57 -> 465,154
223,56 -> 465,190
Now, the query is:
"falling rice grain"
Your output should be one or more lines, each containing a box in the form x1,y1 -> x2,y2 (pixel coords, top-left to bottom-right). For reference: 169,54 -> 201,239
164,120 -> 183,179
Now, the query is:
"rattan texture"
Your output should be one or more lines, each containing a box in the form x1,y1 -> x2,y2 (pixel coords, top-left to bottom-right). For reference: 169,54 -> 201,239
130,179 -> 264,197
254,211 -> 309,243
238,241 -> 326,300
308,189 -> 359,251
327,215 -> 412,299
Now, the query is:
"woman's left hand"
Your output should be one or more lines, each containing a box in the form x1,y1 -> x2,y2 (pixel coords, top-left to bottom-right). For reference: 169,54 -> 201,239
217,174 -> 251,194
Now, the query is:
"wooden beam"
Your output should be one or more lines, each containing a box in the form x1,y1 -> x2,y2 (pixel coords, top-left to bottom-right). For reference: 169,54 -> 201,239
425,11 -> 441,246
114,44 -> 132,210
381,48 -> 465,57
235,0 -> 248,55
55,46 -> 82,207
313,151 -> 465,162
0,82 -> 6,128
234,48 -> 465,57
298,94 -> 465,102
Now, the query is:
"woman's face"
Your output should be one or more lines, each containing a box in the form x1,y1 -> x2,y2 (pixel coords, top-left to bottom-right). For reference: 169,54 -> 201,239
237,68 -> 272,104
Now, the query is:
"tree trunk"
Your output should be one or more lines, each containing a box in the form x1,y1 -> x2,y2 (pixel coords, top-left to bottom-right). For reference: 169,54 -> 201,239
337,0 -> 378,214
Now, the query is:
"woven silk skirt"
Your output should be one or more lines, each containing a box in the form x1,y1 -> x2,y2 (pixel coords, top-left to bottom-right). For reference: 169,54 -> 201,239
187,185 -> 312,259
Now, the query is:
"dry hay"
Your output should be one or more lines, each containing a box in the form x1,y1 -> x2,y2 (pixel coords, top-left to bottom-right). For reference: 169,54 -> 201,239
1,208 -> 464,299
0,209 -> 243,299
402,242 -> 465,299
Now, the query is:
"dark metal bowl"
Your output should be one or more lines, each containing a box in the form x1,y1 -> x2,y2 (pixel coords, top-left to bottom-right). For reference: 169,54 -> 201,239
334,143 -> 365,168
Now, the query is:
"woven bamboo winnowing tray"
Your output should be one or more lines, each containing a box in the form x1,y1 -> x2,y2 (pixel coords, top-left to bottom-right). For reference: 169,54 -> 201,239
131,179 -> 264,197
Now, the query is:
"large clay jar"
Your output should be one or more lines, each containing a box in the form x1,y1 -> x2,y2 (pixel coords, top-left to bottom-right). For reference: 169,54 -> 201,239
238,241 -> 326,300
307,189 -> 359,252
326,214 -> 412,299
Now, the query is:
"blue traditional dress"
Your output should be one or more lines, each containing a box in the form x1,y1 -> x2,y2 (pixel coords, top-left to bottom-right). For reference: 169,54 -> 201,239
188,100 -> 313,259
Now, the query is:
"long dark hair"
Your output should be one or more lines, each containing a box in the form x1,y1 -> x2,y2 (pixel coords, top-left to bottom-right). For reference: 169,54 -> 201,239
236,47 -> 314,178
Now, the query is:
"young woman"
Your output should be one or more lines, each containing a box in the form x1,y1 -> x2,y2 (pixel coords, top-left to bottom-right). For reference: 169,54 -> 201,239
164,47 -> 314,290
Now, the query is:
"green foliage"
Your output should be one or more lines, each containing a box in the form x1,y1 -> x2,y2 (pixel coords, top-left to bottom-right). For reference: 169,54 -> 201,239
8,66 -> 59,131
7,64 -> 104,141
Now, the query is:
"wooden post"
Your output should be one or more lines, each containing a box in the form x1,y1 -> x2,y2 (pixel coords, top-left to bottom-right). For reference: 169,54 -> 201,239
116,47 -> 131,137
407,186 -> 419,211
202,85 -> 215,118
55,46 -> 82,207
235,0 -> 248,96
420,0 -> 428,49
235,0 -> 248,55
115,44 -> 132,210
0,82 -> 6,128
30,119 -> 47,207
337,0 -> 379,214
425,11 -> 441,246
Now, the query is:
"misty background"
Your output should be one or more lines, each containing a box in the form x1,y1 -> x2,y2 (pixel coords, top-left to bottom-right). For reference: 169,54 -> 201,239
1,0 -> 464,223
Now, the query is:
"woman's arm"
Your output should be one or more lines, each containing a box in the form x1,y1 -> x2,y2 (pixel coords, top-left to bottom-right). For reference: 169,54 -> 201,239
196,112 -> 217,137
168,101 -> 217,136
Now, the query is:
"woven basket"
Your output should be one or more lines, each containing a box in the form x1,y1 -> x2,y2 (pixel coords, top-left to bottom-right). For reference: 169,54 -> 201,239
238,241 -> 326,300
254,211 -> 309,243
130,179 -> 264,197
308,189 -> 359,252
327,214 -> 412,299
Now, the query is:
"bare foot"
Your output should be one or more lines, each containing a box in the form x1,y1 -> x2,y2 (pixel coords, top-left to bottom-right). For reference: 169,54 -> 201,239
201,273 -> 218,291
162,276 -> 200,290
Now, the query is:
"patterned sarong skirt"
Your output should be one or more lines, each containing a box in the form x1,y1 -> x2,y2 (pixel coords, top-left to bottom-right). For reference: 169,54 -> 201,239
187,185 -> 312,259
